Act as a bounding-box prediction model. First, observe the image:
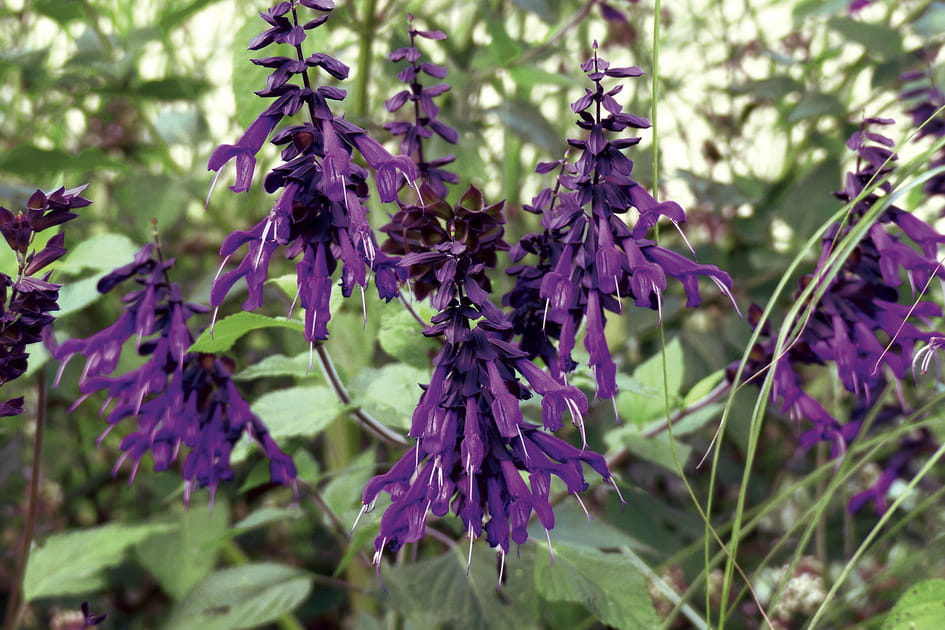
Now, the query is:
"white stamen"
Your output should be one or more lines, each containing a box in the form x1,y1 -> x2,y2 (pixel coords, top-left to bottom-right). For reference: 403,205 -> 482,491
360,285 -> 367,329
518,426 -> 529,459
574,492 -> 590,521
466,522 -> 475,575
308,341 -> 315,375
350,503 -> 368,537
545,529 -> 555,564
213,255 -> 230,283
711,276 -> 742,317
205,169 -> 223,209
671,219 -> 696,257
542,298 -> 550,332
287,286 -> 301,319
254,217 -> 274,269
497,549 -> 506,586
609,476 -> 626,504
209,305 -> 220,337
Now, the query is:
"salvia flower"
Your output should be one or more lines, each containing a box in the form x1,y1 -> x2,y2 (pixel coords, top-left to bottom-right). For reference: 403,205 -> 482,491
208,1 -> 416,353
384,15 -> 459,199
55,244 -> 296,503
505,44 -> 735,399
362,189 -> 618,570
0,185 -> 88,416
732,119 -> 945,512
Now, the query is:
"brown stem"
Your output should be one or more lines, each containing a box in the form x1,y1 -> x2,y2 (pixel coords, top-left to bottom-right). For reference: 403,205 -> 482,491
2,372 -> 47,630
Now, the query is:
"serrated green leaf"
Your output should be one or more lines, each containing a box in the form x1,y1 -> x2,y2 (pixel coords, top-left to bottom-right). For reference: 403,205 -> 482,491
350,365 -> 427,431
189,312 -> 305,353
527,502 -> 649,553
57,233 -> 139,274
234,352 -> 315,380
56,274 -> 103,318
534,544 -> 658,630
881,579 -> 945,630
161,563 -> 312,630
24,522 -> 173,601
232,386 -> 342,462
381,547 -> 539,630
136,502 -> 229,600
607,428 -> 693,474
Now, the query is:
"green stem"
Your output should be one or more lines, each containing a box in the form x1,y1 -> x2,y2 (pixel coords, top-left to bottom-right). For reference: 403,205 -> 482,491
1,372 -> 47,630
354,0 -> 379,118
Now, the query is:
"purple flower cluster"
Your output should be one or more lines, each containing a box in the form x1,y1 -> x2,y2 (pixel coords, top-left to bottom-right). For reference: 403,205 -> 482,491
384,16 -> 459,199
362,185 -> 618,567
0,185 -> 88,416
900,70 -> 945,207
734,118 -> 945,512
55,244 -> 296,503
208,0 -> 415,348
506,44 -> 734,400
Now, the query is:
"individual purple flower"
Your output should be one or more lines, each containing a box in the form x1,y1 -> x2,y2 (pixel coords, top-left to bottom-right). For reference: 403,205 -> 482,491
208,1 -> 416,352
0,185 -> 88,416
505,44 -> 735,398
55,244 -> 296,504
384,15 -> 459,199
361,187 -> 618,568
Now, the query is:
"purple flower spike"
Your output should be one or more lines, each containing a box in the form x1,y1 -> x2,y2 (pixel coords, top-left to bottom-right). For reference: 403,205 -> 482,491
506,48 -> 735,402
208,2 -> 416,342
363,184 -> 614,565
1,185 -> 86,416
383,15 -> 460,199
731,119 -> 945,513
56,245 -> 296,502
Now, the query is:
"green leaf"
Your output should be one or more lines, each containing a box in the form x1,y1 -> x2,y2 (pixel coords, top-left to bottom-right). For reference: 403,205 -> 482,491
232,17 -> 274,130
232,507 -> 303,533
491,100 -> 563,156
189,312 -> 305,353
381,547 -> 539,630
787,92 -> 846,123
827,17 -> 902,59
377,305 -> 438,368
616,337 -> 684,424
0,146 -> 122,177
350,365 -> 428,431
509,66 -> 574,89
132,77 -> 212,100
484,15 -> 523,65
24,522 -> 173,601
881,579 -> 945,630
56,274 -> 104,318
915,3 -> 945,39
510,0 -> 559,23
234,352 -> 314,381
161,563 -> 312,630
113,173 -> 190,234
136,502 -> 229,600
731,76 -> 803,101
33,0 -> 84,24
57,233 -> 139,274
527,502 -> 649,553
232,386 -> 343,462
534,544 -> 659,630
607,428 -> 693,474
684,369 -> 725,406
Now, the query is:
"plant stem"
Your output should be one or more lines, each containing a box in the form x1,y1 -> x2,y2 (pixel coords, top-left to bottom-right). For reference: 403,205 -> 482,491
354,0 -> 379,118
1,372 -> 47,630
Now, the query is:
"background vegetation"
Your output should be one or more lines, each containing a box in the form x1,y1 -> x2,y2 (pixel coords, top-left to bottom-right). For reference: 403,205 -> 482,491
2,0 -> 945,628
